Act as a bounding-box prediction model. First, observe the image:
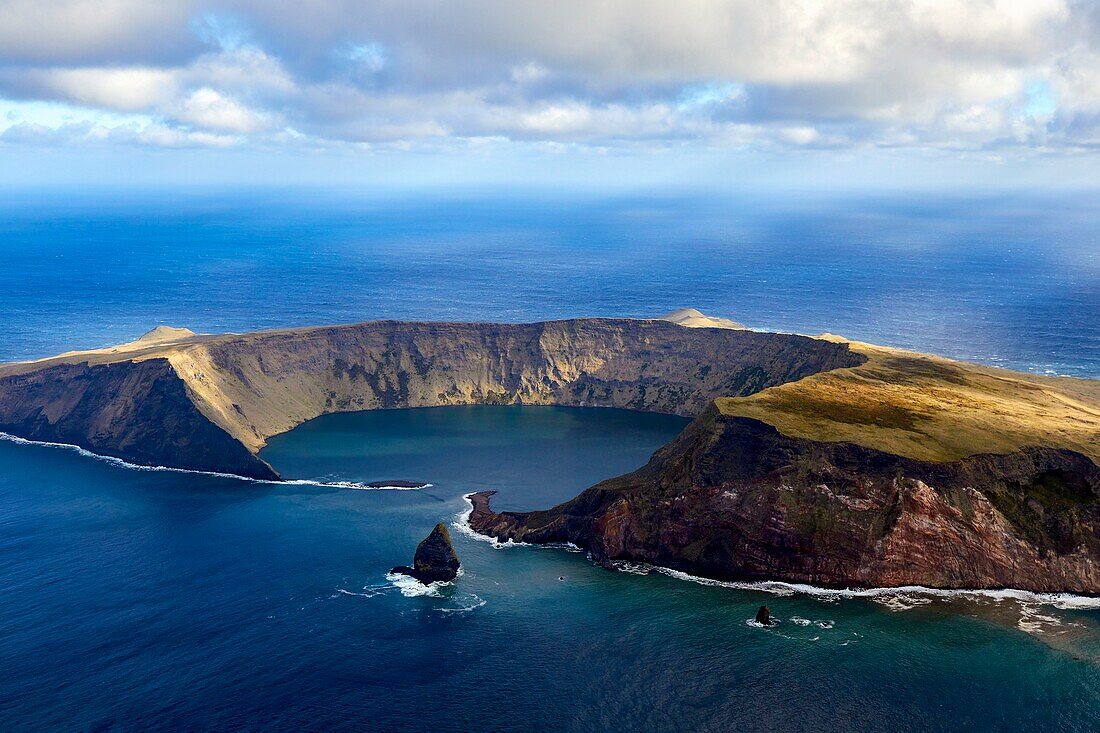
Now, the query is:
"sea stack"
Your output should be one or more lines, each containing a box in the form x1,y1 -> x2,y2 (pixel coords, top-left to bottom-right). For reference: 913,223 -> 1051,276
755,606 -> 773,626
391,523 -> 461,584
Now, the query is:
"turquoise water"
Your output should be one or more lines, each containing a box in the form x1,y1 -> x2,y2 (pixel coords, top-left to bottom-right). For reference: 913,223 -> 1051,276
2,406 -> 1099,731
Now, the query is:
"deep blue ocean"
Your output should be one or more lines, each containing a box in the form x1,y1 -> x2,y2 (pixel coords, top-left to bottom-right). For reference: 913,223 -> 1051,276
1,188 -> 1099,731
0,187 -> 1097,375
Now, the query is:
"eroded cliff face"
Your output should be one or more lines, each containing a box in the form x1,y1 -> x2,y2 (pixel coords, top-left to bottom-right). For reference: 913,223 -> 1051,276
0,318 -> 862,476
469,406 -> 1100,593
0,359 -> 278,479
4,314 -> 1100,592
170,319 -> 861,452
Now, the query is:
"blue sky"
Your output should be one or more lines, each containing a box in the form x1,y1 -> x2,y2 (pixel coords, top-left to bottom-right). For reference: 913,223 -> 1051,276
1,1 -> 1098,189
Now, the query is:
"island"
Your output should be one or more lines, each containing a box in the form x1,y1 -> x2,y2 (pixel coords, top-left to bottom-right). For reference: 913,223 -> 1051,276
2,310 -> 1099,593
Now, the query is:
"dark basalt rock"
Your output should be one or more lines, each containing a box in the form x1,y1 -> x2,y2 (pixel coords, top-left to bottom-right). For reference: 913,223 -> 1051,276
467,408 -> 1100,594
391,523 -> 461,584
755,606 -> 772,626
366,480 -> 429,489
0,359 -> 279,480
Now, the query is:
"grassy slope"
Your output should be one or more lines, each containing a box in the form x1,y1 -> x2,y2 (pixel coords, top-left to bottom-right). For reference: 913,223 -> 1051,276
6,318 -> 1098,466
717,337 -> 1100,464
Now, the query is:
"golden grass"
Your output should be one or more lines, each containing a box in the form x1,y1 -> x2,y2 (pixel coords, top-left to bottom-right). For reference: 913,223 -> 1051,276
718,339 -> 1100,463
5,317 -> 1098,465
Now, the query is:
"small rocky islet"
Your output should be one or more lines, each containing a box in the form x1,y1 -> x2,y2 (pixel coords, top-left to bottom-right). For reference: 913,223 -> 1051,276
391,523 -> 461,585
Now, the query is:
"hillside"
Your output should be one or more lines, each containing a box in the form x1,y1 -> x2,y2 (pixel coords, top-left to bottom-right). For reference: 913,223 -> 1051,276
0,315 -> 860,477
468,338 -> 1100,592
718,338 -> 1100,464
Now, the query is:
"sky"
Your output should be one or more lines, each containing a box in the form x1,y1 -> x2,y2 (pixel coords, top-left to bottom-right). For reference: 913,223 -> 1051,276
1,0 -> 1099,189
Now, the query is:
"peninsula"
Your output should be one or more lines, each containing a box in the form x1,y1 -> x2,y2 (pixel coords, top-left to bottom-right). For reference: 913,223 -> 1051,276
2,311 -> 1099,592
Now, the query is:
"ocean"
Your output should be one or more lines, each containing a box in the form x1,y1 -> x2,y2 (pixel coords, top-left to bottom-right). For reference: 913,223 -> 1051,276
0,187 -> 1097,376
1,188 -> 1099,731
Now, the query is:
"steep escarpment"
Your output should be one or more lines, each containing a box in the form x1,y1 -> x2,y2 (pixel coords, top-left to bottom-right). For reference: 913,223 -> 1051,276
469,406 -> 1100,593
5,311 -> 1100,592
171,319 -> 860,452
0,359 -> 277,479
0,317 -> 861,476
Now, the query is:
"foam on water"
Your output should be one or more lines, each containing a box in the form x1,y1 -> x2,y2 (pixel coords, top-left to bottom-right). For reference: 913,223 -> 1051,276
612,561 -> 652,575
452,493 -> 581,551
386,566 -> 467,598
455,491 -> 1100,610
437,594 -> 487,615
1016,604 -> 1070,635
872,594 -> 936,612
653,566 -> 1100,611
0,432 -> 424,491
333,586 -> 389,599
386,572 -> 451,598
332,574 -> 485,615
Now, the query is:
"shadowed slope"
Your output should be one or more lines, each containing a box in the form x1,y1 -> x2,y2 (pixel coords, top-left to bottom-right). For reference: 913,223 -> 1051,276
0,317 -> 861,476
466,327 -> 1100,594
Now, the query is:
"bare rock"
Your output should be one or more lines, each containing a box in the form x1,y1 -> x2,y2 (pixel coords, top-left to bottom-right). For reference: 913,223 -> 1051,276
392,523 -> 461,584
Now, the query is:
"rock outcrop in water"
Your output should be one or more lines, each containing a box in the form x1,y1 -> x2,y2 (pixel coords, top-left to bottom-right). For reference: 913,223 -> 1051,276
392,523 -> 461,584
755,606 -> 773,626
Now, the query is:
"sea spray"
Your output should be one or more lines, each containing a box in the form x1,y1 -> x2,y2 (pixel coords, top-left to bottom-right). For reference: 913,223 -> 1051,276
452,493 -> 581,551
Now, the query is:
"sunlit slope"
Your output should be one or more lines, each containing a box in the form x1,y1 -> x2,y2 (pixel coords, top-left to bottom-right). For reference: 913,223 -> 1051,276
0,316 -> 863,476
717,338 -> 1100,464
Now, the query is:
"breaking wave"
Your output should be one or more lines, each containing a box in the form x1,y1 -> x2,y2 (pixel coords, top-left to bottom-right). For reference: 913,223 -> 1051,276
386,572 -> 453,598
452,493 -> 581,551
0,432 -> 425,490
651,566 -> 1100,611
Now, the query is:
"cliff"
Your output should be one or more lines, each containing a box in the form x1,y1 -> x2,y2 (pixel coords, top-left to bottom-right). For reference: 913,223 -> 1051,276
0,358 -> 278,478
465,329 -> 1100,594
4,310 -> 1100,592
469,408 -> 1100,593
0,315 -> 860,477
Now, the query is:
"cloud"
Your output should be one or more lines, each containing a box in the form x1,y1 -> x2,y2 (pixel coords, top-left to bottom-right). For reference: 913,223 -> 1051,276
0,0 -> 197,65
176,88 -> 267,133
0,0 -> 1097,155
16,67 -> 178,110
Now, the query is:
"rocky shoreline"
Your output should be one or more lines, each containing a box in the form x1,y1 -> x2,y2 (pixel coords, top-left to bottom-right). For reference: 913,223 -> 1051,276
3,313 -> 1098,593
467,410 -> 1100,594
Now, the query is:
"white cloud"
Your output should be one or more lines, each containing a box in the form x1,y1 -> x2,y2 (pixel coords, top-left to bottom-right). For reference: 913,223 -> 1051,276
18,67 -> 178,111
176,87 -> 267,132
0,0 -> 1097,154
779,126 -> 820,146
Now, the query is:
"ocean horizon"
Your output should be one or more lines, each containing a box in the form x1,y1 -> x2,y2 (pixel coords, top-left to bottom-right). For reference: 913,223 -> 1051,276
2,187 -> 1097,377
